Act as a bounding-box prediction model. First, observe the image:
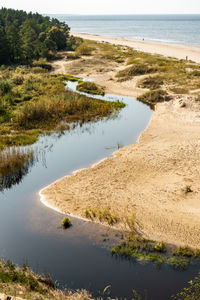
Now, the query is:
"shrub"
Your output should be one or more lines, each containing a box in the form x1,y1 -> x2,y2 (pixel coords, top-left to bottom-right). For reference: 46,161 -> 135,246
32,58 -> 52,71
62,216 -> 72,229
0,79 -> 13,94
12,75 -> 24,85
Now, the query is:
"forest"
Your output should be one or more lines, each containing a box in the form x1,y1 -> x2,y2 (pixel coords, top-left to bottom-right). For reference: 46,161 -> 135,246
0,7 -> 73,64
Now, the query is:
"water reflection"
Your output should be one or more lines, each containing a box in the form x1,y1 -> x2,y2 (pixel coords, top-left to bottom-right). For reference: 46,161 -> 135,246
0,148 -> 35,192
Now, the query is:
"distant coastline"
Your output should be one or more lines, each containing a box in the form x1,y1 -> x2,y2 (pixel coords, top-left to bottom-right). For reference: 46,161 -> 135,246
71,32 -> 200,63
49,14 -> 200,48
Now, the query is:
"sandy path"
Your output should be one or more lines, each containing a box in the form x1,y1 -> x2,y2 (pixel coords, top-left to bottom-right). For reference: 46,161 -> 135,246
72,32 -> 200,63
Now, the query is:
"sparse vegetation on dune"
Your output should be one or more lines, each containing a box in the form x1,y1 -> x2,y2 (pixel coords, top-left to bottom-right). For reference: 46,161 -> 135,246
65,39 -> 200,105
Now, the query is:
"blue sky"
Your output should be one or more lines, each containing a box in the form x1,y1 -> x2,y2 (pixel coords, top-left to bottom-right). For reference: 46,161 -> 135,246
1,0 -> 200,14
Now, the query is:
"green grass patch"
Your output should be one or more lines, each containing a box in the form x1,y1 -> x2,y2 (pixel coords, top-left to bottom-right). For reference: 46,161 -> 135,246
77,81 -> 105,96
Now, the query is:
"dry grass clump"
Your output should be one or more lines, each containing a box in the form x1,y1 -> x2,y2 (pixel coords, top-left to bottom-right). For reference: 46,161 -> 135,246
75,42 -> 93,56
0,147 -> 34,191
138,89 -> 169,105
85,207 -> 119,226
0,147 -> 33,178
116,63 -> 158,81
138,75 -> 164,90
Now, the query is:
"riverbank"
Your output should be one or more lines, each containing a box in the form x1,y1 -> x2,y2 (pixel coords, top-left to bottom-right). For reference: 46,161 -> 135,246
40,39 -> 200,249
71,32 -> 200,63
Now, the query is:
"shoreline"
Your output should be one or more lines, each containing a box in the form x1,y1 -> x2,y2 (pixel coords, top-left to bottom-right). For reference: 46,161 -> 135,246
40,38 -> 200,249
71,32 -> 200,63
40,95 -> 200,248
39,111 -> 153,227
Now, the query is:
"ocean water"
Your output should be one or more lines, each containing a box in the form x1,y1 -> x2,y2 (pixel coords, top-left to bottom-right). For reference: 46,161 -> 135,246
50,14 -> 200,47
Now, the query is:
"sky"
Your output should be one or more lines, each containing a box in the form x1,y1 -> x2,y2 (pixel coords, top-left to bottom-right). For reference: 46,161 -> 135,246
0,0 -> 200,15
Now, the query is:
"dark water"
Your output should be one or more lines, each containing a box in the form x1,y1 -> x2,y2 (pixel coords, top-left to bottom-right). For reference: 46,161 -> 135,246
0,83 -> 199,299
49,14 -> 200,47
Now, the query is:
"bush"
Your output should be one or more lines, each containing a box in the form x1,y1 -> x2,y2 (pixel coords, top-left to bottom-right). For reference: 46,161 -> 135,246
0,79 -> 13,94
32,58 -> 52,71
62,216 -> 72,229
12,75 -> 24,85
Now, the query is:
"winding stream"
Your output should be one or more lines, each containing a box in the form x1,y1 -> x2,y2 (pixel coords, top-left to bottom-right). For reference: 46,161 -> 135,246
0,82 -> 199,299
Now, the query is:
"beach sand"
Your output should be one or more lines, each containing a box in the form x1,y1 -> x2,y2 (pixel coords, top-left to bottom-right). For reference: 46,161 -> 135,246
41,35 -> 200,248
72,32 -> 200,63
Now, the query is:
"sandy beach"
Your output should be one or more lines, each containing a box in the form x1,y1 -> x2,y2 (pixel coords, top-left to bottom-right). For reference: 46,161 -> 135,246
41,35 -> 200,249
72,32 -> 200,63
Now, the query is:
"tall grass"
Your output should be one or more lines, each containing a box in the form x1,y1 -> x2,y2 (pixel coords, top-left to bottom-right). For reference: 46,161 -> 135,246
0,147 -> 34,191
15,90 -> 123,129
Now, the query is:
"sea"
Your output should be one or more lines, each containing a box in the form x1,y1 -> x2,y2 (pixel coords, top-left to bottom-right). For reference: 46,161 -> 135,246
49,14 -> 200,48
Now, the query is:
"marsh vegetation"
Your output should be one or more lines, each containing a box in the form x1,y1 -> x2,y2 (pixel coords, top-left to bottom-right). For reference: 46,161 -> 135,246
111,233 -> 200,270
0,67 -> 124,151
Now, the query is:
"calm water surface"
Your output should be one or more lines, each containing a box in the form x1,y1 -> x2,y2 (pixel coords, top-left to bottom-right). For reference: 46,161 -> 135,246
50,14 -> 200,47
0,83 -> 199,299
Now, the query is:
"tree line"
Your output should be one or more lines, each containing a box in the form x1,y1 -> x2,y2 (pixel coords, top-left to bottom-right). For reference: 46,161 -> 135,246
0,8 -> 72,64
